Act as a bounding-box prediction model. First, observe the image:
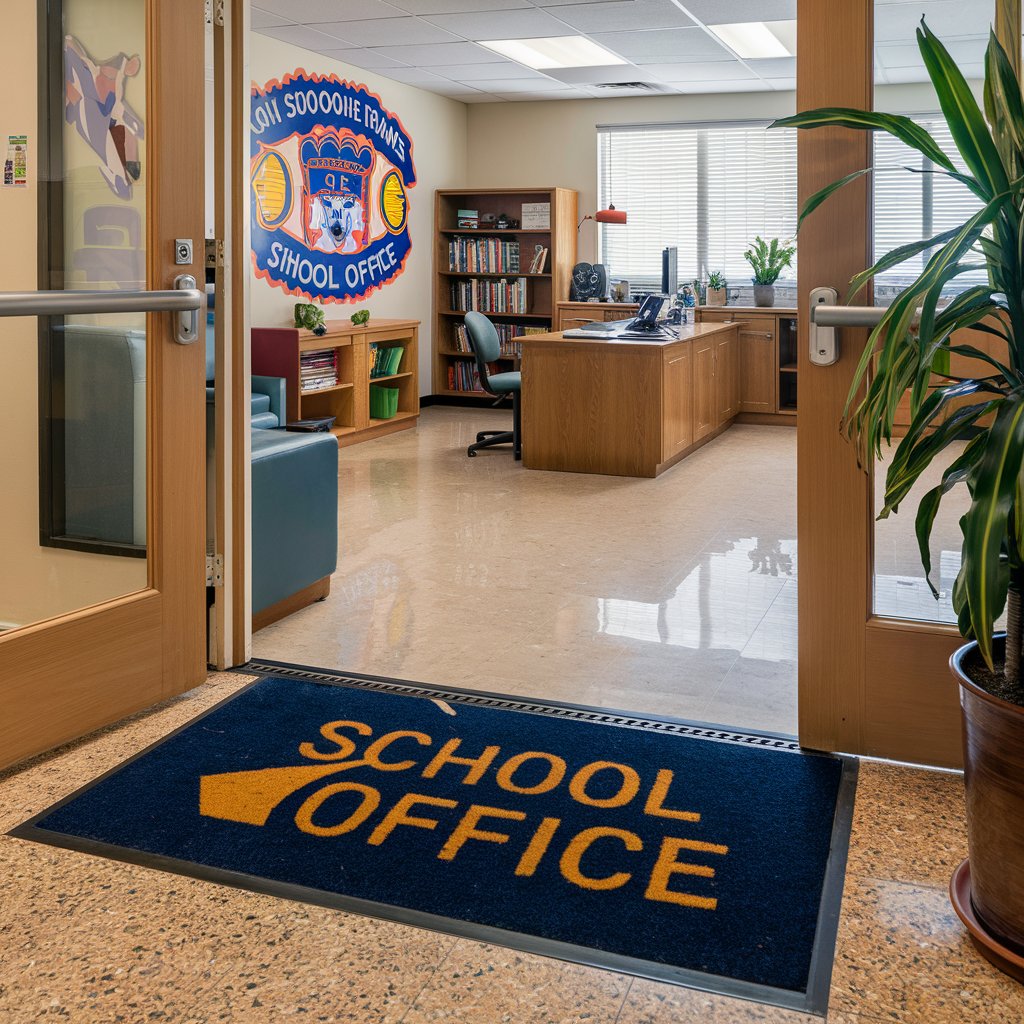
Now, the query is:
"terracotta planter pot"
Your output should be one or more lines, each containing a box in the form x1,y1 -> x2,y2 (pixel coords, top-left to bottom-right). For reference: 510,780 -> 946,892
706,287 -> 727,306
951,636 -> 1024,955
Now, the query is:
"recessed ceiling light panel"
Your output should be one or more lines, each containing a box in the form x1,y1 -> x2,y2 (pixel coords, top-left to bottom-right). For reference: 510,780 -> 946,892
708,21 -> 797,60
480,35 -> 627,70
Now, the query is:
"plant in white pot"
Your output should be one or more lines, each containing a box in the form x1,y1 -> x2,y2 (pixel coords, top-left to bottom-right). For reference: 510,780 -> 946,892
774,21 -> 1024,975
743,236 -> 796,307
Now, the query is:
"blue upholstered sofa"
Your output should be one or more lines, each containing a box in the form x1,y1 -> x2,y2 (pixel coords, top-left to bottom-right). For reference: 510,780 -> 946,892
205,311 -> 338,628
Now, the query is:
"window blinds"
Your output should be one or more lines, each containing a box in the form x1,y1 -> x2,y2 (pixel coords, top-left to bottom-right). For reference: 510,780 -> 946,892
597,115 -> 983,295
597,122 -> 798,290
872,116 -> 984,290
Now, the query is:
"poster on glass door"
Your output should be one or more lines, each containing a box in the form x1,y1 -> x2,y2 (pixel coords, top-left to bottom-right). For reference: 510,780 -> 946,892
249,70 -> 416,304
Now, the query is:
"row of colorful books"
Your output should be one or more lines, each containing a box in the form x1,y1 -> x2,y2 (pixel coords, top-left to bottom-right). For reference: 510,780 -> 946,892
449,277 -> 528,314
369,344 -> 404,378
300,348 -> 338,392
447,361 -> 501,393
452,322 -> 548,359
448,236 -> 520,273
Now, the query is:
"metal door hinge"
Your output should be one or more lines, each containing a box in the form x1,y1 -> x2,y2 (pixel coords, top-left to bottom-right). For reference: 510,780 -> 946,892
206,553 -> 224,587
206,238 -> 225,269
205,0 -> 224,26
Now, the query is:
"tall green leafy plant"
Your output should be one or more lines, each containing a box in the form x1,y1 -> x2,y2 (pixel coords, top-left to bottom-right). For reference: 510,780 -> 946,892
773,20 -> 1024,684
744,236 -> 796,285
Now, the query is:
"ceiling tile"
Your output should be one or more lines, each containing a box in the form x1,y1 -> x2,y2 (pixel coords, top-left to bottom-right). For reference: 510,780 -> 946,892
658,78 -> 772,94
681,0 -> 795,23
412,79 -> 490,95
437,62 -> 551,80
458,91 -> 507,102
374,67 -> 453,83
371,40 -> 499,64
255,0 -> 408,20
424,8 -> 575,39
541,0 -> 693,33
492,88 -> 593,100
591,27 -> 730,62
877,37 -> 985,69
545,65 -> 658,84
643,60 -> 756,82
477,77 -> 575,92
764,78 -> 795,91
256,24 -> 355,50
250,7 -> 293,30
743,56 -> 795,77
318,48 -> 411,69
874,1 -> 991,44
388,0 -> 532,12
311,17 -> 461,46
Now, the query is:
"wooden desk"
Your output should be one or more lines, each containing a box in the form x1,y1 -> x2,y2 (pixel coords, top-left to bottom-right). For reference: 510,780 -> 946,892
520,322 -> 741,478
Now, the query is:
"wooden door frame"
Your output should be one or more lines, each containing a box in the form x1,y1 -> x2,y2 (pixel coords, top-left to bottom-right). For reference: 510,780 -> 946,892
796,0 -> 1008,768
207,0 -> 252,669
0,1 -> 206,770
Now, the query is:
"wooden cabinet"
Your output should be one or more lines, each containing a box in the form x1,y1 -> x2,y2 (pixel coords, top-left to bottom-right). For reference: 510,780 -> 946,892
554,301 -> 639,331
692,336 -> 716,441
696,306 -> 797,419
662,344 -> 693,460
716,331 -> 740,421
251,318 -> 419,447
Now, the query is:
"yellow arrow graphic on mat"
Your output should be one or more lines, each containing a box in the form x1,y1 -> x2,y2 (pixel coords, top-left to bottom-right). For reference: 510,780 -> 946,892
199,761 -> 365,826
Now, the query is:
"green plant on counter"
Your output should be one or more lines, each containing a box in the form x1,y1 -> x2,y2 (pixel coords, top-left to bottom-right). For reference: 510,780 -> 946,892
743,236 -> 796,285
294,302 -> 327,336
706,270 -> 726,290
774,20 -> 1024,684
350,308 -> 371,326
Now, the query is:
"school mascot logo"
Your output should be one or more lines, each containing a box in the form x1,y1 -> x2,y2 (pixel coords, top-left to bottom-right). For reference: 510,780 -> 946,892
250,71 -> 416,303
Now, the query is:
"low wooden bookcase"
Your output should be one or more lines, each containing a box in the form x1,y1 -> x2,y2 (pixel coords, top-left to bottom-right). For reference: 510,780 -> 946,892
252,318 -> 419,447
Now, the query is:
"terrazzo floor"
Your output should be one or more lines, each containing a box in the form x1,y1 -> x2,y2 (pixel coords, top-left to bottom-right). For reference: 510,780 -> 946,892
2,409 -> 1020,1021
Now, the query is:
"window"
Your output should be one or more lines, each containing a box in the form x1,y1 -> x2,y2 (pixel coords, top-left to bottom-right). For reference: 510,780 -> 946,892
872,115 -> 984,294
597,121 -> 798,290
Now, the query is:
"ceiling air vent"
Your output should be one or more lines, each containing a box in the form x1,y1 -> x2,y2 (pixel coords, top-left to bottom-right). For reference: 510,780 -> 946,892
592,81 -> 661,91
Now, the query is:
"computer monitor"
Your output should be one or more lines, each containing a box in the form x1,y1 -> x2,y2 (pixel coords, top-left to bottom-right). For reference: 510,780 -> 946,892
661,247 -> 678,298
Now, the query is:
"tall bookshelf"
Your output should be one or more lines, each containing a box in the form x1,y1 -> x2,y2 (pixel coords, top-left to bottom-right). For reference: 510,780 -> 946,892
433,187 -> 577,398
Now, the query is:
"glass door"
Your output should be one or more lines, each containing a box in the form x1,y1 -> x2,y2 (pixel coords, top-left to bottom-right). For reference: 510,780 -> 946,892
0,0 -> 206,770
797,0 -> 1010,767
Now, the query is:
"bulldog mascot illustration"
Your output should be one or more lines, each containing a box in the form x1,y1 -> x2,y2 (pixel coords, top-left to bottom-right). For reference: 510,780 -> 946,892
301,132 -> 374,255
64,35 -> 145,200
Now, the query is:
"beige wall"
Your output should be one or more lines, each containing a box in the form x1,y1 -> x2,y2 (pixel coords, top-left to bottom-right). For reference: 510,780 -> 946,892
0,0 -> 148,629
465,83 -> 956,265
249,35 -> 468,392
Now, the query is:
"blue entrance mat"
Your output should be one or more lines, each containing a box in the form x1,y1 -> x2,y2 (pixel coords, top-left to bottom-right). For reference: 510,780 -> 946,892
14,665 -> 855,1015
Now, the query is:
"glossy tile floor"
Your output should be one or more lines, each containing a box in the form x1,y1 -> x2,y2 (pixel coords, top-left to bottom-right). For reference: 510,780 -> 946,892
4,409 -> 1019,1022
255,409 -> 802,736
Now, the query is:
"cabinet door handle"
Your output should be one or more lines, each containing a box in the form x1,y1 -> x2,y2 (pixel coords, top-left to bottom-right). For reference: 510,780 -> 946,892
740,331 -> 774,339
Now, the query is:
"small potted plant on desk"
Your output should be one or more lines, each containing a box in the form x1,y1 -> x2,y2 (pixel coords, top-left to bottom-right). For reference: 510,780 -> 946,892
744,236 -> 795,308
775,20 -> 1024,979
706,271 -> 727,306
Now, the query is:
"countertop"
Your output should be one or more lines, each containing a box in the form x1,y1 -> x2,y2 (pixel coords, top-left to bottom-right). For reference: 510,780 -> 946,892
698,305 -> 797,314
519,321 -> 739,348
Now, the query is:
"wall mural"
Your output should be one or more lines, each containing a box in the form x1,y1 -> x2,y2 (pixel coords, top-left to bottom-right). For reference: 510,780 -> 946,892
250,70 -> 416,304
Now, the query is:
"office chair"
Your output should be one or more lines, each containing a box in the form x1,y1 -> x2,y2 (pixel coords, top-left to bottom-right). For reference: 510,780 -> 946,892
463,311 -> 521,460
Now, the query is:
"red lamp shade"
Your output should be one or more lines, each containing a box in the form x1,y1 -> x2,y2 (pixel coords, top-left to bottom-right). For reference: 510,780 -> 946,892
594,206 -> 627,225
578,203 -> 627,231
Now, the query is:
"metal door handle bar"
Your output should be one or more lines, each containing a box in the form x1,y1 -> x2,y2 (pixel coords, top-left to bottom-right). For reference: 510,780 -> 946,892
0,288 -> 203,317
811,305 -> 887,328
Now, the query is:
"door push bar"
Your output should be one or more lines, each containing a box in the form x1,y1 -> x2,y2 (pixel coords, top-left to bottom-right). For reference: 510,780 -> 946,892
0,276 -> 204,345
807,288 -> 891,367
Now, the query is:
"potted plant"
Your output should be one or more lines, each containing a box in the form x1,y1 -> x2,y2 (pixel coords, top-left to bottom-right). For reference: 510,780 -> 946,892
744,236 -> 796,307
706,270 -> 727,306
774,20 -> 1024,975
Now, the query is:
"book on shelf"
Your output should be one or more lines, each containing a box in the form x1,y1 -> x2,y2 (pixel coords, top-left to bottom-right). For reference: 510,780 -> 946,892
527,245 -> 548,274
368,343 -> 404,378
452,320 -> 545,360
299,348 -> 339,391
448,236 -> 520,273
449,277 -> 528,314
447,361 -> 501,393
